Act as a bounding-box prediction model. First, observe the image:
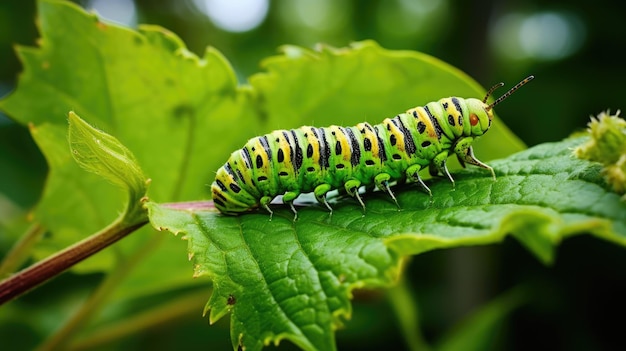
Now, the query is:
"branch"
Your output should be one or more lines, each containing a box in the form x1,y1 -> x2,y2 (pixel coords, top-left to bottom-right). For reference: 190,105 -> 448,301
0,218 -> 147,305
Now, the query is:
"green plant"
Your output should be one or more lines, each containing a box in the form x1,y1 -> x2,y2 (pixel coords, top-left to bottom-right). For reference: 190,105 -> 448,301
0,1 -> 624,350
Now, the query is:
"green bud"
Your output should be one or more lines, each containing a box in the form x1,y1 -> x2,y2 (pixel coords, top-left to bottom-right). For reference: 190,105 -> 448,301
574,111 -> 626,196
68,111 -> 149,219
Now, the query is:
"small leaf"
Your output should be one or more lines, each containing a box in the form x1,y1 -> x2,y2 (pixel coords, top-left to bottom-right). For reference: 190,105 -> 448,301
68,111 -> 148,220
148,136 -> 626,351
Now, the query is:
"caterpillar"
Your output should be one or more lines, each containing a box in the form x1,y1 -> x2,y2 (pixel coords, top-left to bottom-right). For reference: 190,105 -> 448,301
212,76 -> 534,219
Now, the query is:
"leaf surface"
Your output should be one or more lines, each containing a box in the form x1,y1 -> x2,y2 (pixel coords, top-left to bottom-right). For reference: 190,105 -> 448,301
148,136 -> 626,350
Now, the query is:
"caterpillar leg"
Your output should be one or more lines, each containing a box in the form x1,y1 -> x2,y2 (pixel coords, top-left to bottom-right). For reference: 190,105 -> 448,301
344,179 -> 366,213
406,164 -> 433,201
374,173 -> 400,209
431,151 -> 455,187
260,196 -> 274,221
314,183 -> 333,214
454,138 -> 496,180
283,191 -> 300,221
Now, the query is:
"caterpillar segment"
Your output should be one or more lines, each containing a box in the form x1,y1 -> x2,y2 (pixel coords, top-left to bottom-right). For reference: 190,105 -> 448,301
212,76 -> 534,219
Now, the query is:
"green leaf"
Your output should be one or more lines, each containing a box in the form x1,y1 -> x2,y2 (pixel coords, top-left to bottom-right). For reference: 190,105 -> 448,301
147,136 -> 626,351
146,201 -> 400,351
68,111 -> 147,222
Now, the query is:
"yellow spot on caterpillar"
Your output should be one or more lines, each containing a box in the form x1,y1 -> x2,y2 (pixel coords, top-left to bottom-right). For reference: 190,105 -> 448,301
302,126 -> 320,164
356,122 -> 380,159
330,126 -> 351,162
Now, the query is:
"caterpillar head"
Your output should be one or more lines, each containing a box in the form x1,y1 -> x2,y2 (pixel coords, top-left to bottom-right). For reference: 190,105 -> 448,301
465,98 -> 496,136
470,75 -> 535,136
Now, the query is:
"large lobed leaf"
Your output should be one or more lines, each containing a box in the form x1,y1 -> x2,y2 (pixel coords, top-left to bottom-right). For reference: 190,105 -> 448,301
0,0 -> 257,295
147,136 -> 626,351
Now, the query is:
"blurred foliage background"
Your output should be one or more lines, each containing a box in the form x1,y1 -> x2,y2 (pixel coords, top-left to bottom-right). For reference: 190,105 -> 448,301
1,0 -> 625,350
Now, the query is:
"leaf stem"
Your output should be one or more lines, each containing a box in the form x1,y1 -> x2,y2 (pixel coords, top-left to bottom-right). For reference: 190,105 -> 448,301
0,216 -> 147,305
0,222 -> 46,278
387,278 -> 431,351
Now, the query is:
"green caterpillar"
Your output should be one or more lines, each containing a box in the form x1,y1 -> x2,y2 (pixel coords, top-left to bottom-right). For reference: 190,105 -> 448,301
212,76 -> 533,219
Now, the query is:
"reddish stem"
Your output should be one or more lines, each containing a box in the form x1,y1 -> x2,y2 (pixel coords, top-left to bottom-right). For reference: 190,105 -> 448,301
0,219 -> 147,305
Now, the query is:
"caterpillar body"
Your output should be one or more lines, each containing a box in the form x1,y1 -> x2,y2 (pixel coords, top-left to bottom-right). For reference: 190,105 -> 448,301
212,76 -> 533,219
